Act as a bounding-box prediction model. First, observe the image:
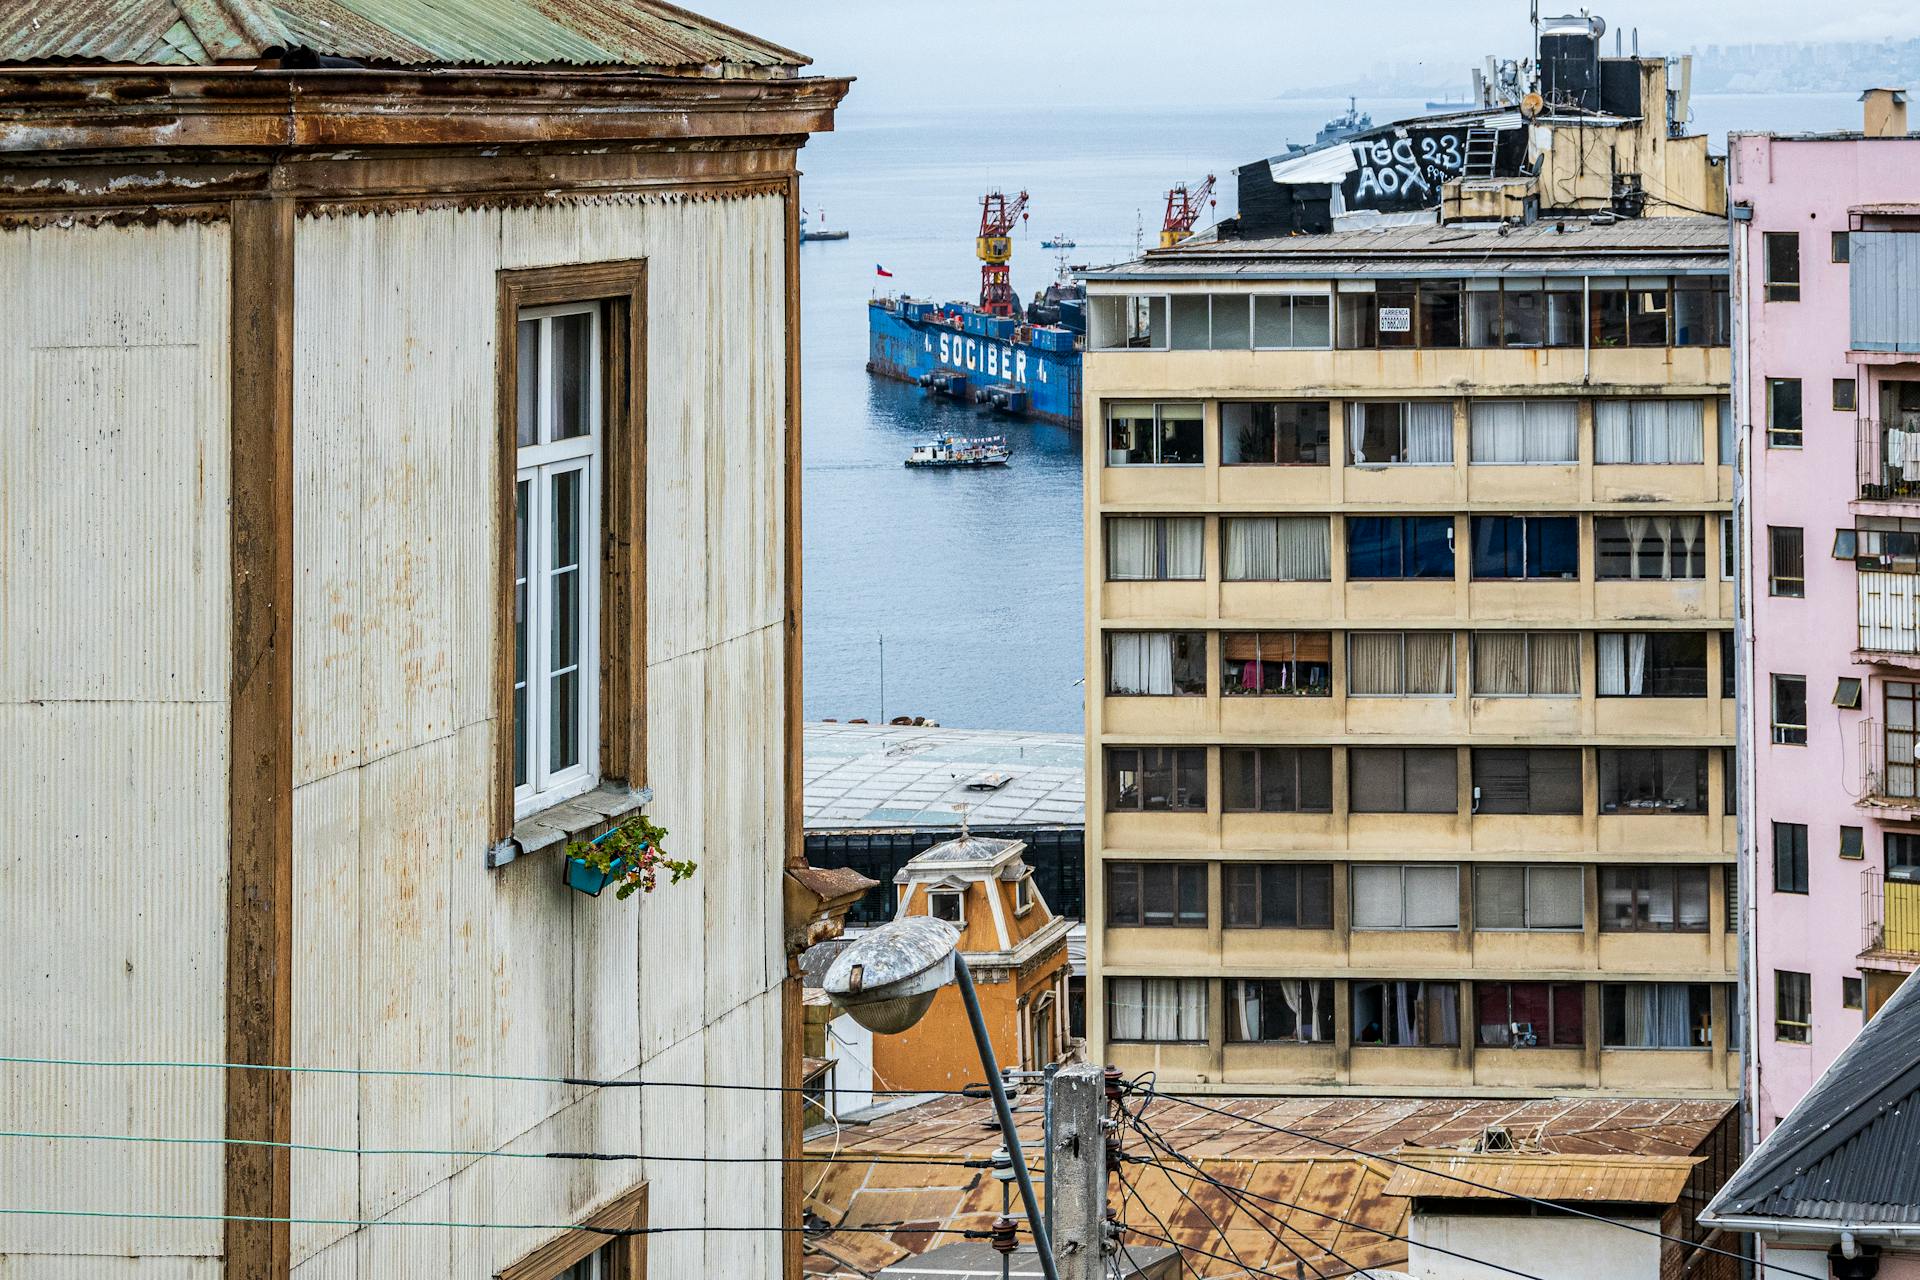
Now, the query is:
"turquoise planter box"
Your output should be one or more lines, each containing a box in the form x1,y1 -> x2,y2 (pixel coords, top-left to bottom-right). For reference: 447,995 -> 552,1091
564,854 -> 625,897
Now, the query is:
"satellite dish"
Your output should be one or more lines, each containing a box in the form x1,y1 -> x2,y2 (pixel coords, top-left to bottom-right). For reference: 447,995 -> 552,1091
822,916 -> 961,1033
1521,92 -> 1545,118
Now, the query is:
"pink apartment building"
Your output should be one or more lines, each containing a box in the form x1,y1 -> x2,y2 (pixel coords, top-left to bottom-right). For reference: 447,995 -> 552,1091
1733,88 -> 1920,1138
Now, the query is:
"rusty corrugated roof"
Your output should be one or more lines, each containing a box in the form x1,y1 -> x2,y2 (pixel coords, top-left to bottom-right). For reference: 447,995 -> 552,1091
1380,1153 -> 1701,1204
0,0 -> 807,69
803,1094 -> 1735,1278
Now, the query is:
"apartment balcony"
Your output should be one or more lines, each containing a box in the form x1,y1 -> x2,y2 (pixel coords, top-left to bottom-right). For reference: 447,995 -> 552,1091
1856,417 -> 1920,505
1851,231 -> 1920,360
1859,717 -> 1920,819
1856,569 -> 1920,669
1860,868 -> 1920,970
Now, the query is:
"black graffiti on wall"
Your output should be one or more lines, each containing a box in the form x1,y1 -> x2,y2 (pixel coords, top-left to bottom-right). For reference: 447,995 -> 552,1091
1342,128 -> 1470,211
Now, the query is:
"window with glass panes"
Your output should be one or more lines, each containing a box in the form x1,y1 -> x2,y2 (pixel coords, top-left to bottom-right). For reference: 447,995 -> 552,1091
1603,982 -> 1712,1047
514,303 -> 602,814
1887,832 -> 1920,883
1105,747 -> 1207,811
1768,378 -> 1803,447
1594,399 -> 1704,463
1468,400 -> 1579,463
1598,749 -> 1708,813
1469,515 -> 1578,578
1350,748 -> 1459,813
1222,747 -> 1333,813
1775,970 -> 1811,1043
1346,516 -> 1456,579
1887,681 -> 1920,801
1600,866 -> 1711,932
1475,982 -> 1585,1048
1772,674 -> 1808,745
1769,526 -> 1805,597
1221,631 -> 1332,696
1346,631 -> 1455,696
1773,823 -> 1809,893
1226,979 -> 1336,1043
1106,863 -> 1207,927
1353,980 -> 1460,1046
1764,232 -> 1801,301
1594,515 -> 1706,579
1470,749 -> 1582,814
1473,865 -> 1583,930
1224,864 -> 1334,928
1469,632 -> 1580,696
1106,632 -> 1207,696
1596,632 -> 1709,697
1106,977 -> 1206,1042
1351,863 -> 1460,929
1105,516 -> 1204,581
1105,401 -> 1203,466
1347,400 -> 1454,464
1221,401 -> 1330,464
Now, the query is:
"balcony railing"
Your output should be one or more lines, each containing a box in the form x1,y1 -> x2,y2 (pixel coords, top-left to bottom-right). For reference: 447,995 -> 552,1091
1859,570 -> 1920,656
1860,717 -> 1920,805
1862,867 -> 1920,958
1856,418 -> 1920,502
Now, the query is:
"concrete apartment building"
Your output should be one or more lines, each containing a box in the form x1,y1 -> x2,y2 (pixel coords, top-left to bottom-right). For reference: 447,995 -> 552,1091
0,5 -> 851,1279
1731,88 -> 1920,1136
1081,32 -> 1741,1096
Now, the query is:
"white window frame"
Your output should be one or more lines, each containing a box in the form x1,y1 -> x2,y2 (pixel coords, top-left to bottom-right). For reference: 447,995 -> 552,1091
927,888 -> 966,925
1014,874 -> 1036,915
515,301 -> 603,819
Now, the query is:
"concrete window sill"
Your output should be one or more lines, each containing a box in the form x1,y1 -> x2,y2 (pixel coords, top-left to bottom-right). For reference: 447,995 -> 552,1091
488,782 -> 654,869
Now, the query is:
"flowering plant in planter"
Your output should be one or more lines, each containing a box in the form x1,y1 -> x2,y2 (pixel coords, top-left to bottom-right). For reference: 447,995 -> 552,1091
563,812 -> 697,900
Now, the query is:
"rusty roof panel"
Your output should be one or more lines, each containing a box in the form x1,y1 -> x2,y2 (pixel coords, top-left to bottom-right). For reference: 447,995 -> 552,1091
0,0 -> 807,69
1381,1153 -> 1702,1204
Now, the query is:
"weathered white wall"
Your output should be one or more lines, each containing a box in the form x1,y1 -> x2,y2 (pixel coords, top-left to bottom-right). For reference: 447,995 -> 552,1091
1409,1213 -> 1663,1280
287,192 -> 790,1279
0,221 -> 233,1273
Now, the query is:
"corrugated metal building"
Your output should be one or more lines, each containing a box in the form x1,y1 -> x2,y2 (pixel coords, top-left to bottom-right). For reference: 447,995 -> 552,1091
0,6 -> 850,1279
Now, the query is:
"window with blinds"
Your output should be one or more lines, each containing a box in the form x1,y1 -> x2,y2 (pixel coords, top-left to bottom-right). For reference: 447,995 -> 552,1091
1107,977 -> 1208,1043
1221,516 -> 1332,581
1351,863 -> 1460,930
1599,866 -> 1711,932
1469,632 -> 1580,696
1222,747 -> 1334,813
1105,516 -> 1205,581
1353,980 -> 1460,1046
1594,400 -> 1705,464
1224,864 -> 1334,929
1221,631 -> 1332,696
1596,632 -> 1709,697
1106,632 -> 1207,696
1594,515 -> 1708,580
1471,749 -> 1582,815
1226,979 -> 1336,1043
1350,748 -> 1459,813
1347,632 -> 1455,696
1473,865 -> 1584,930
1468,399 -> 1579,464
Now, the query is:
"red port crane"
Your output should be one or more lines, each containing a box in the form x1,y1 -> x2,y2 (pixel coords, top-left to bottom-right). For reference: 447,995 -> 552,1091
975,189 -> 1030,316
1159,174 -> 1217,248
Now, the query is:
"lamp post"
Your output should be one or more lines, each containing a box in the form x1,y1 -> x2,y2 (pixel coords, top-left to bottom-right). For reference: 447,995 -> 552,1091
820,916 -> 1059,1280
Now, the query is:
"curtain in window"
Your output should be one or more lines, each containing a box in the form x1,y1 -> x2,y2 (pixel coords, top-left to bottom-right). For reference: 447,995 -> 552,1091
1677,872 -> 1710,929
1165,519 -> 1204,580
1108,518 -> 1155,580
1426,983 -> 1460,1046
1110,633 -> 1173,695
1471,401 -> 1577,463
1404,633 -> 1454,695
1596,400 -> 1706,464
1718,397 -> 1735,466
1404,401 -> 1454,463
1597,633 -> 1650,695
1349,633 -> 1402,695
1347,402 -> 1371,464
1530,633 -> 1580,695
1224,517 -> 1329,581
1234,981 -> 1262,1041
1144,979 -> 1182,1039
1529,867 -> 1584,928
1109,979 -> 1145,1040
1474,633 -> 1526,695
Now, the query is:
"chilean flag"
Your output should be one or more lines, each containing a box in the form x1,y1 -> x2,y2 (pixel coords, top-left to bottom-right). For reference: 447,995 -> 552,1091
875,264 -> 893,278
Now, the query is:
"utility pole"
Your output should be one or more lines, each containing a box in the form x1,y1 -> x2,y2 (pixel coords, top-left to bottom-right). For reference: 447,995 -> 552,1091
1047,1062 -> 1110,1280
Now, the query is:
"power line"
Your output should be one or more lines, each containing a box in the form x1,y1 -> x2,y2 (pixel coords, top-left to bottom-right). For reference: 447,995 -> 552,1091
1129,1084 -> 1813,1280
0,1053 -> 988,1098
0,1128 -> 987,1168
1121,1106 -> 1548,1280
0,1207 -> 988,1238
1116,1220 -> 1326,1280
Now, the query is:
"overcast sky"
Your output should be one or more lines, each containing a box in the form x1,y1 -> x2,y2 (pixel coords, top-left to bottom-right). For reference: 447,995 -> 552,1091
704,1 -> 1920,109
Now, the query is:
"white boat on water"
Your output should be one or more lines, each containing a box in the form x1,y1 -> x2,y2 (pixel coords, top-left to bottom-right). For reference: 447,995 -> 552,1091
904,435 -> 1012,468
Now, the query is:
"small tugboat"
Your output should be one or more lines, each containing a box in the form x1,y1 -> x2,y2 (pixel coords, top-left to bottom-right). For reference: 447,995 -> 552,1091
800,208 -> 849,242
903,435 -> 1012,469
1040,232 -> 1076,249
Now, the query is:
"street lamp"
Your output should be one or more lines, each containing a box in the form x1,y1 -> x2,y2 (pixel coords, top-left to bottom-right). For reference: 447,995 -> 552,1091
821,916 -> 1059,1280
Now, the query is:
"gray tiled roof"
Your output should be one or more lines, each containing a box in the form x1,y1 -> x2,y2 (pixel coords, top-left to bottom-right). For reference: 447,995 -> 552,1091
804,722 -> 1083,831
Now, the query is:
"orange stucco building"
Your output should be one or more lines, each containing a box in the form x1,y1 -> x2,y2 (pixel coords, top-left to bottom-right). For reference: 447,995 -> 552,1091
870,834 -> 1072,1091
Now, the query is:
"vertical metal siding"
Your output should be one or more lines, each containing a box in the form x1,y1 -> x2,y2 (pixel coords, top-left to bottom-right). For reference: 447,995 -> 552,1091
1850,232 -> 1920,354
287,190 -> 791,1278
1858,570 -> 1920,653
0,221 -> 230,1268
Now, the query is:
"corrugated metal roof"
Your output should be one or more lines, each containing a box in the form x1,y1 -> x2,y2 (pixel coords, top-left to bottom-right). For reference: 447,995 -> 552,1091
805,1095 -> 1732,1279
1081,215 -> 1730,282
1705,973 -> 1920,1227
0,0 -> 806,69
805,723 -> 1084,832
1381,1153 -> 1700,1204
